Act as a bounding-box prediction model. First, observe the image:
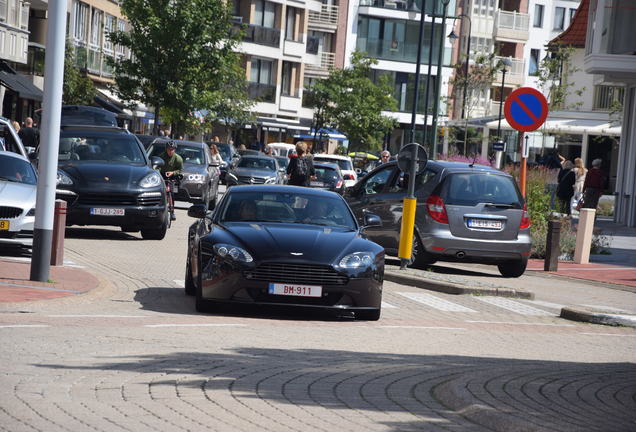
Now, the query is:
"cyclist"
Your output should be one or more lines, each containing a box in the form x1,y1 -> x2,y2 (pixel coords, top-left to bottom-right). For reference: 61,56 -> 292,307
159,141 -> 183,221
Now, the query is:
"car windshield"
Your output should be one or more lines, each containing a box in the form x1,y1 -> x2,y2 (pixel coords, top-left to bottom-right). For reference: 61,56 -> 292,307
314,167 -> 339,183
219,191 -> 356,229
59,132 -> 145,164
274,156 -> 289,169
0,155 -> 37,185
443,173 -> 523,208
216,143 -> 232,161
237,157 -> 276,171
314,157 -> 352,171
149,144 -> 205,165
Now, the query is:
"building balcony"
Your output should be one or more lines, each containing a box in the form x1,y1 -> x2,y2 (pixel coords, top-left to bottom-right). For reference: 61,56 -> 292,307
356,37 -> 442,65
248,82 -> 276,103
494,56 -> 525,86
493,10 -> 529,42
280,95 -> 301,112
304,52 -> 335,78
244,24 -> 281,48
284,38 -> 306,57
308,4 -> 338,32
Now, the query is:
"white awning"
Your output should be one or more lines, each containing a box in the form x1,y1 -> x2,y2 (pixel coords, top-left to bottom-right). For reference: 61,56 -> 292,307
484,117 -> 621,136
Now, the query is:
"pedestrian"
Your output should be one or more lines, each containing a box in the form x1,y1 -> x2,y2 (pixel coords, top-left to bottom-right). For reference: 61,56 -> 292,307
209,143 -> 223,165
581,159 -> 606,210
556,160 -> 575,215
12,120 -> 20,133
380,150 -> 391,164
17,117 -> 39,150
543,150 -> 561,210
573,157 -> 587,205
212,135 -> 220,143
286,141 -> 315,186
158,130 -> 165,137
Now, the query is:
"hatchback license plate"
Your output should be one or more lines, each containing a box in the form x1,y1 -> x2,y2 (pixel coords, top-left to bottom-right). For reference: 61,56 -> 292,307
467,219 -> 502,229
310,181 -> 325,187
90,208 -> 125,216
0,220 -> 9,230
268,283 -> 322,298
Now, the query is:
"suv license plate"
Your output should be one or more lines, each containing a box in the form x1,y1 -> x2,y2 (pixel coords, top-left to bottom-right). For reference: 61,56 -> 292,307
90,208 -> 125,216
268,283 -> 322,298
468,219 -> 502,229
0,220 -> 9,230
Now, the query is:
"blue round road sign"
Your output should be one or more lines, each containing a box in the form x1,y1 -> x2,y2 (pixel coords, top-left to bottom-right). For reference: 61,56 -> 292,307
504,87 -> 548,132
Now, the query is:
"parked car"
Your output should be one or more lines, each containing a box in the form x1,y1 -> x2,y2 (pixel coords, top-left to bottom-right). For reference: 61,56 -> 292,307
310,162 -> 345,194
266,142 -> 296,157
237,148 -> 261,157
225,154 -> 286,186
184,185 -> 385,320
0,116 -> 27,157
345,161 -> 532,277
274,155 -> 290,171
147,139 -> 220,208
60,105 -> 118,127
0,152 -> 37,248
135,134 -> 160,149
313,154 -> 357,188
53,125 -> 169,240
214,142 -> 238,184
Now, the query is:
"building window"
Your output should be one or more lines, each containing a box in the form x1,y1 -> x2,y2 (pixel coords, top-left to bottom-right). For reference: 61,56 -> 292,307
250,58 -> 273,84
593,85 -> 625,110
73,1 -> 89,42
569,8 -> 577,23
281,61 -> 294,96
103,15 -> 114,53
90,9 -> 102,47
254,0 -> 276,28
554,7 -> 565,30
534,4 -> 544,27
115,20 -> 126,56
529,49 -> 540,76
285,7 -> 297,41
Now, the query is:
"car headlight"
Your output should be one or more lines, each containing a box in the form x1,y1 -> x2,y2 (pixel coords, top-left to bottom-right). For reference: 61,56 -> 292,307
265,177 -> 277,184
339,252 -> 374,268
56,170 -> 73,185
139,172 -> 162,188
213,243 -> 253,263
187,173 -> 204,182
26,208 -> 36,216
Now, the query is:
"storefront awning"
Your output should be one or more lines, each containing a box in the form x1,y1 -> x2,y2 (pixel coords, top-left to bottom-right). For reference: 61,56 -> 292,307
484,117 -> 622,136
96,88 -> 154,119
293,128 -> 347,141
0,67 -> 43,101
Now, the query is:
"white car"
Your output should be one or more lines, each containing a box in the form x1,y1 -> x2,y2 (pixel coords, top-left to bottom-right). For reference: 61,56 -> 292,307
267,142 -> 296,157
312,154 -> 357,187
0,152 -> 37,247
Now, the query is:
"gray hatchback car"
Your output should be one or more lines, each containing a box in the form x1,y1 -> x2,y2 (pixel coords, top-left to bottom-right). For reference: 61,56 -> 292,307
346,160 -> 531,277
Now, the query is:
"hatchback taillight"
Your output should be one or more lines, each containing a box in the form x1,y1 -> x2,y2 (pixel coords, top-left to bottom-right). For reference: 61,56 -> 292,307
335,179 -> 343,189
426,194 -> 448,224
519,203 -> 531,229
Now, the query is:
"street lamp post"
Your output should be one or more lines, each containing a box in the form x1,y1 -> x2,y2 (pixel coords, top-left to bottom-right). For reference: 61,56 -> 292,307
430,0 -> 451,159
495,57 -> 512,169
409,0 -> 429,144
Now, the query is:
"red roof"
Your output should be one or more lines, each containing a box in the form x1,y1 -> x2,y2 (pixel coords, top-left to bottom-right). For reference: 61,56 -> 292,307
550,0 -> 589,48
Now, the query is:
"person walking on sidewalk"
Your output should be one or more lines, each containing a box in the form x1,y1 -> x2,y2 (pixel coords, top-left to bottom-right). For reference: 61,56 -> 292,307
573,157 -> 587,202
582,158 -> 606,210
557,160 -> 575,215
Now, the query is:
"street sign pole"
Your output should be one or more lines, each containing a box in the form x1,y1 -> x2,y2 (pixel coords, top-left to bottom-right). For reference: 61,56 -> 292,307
519,132 -> 527,197
30,0 -> 67,282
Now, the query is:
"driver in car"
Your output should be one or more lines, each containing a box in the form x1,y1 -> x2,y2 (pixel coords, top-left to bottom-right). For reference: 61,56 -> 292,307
302,200 -> 333,225
238,200 -> 257,221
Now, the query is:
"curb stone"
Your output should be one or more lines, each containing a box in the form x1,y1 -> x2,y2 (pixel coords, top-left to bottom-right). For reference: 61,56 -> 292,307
560,307 -> 636,328
384,270 -> 534,299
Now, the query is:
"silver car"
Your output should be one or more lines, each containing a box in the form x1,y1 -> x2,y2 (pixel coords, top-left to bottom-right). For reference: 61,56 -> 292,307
0,152 -> 37,248
226,155 -> 286,186
346,161 -> 531,277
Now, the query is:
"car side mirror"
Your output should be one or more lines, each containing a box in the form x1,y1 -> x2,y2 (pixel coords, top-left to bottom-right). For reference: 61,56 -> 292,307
362,213 -> 382,229
187,203 -> 208,219
150,156 -> 164,169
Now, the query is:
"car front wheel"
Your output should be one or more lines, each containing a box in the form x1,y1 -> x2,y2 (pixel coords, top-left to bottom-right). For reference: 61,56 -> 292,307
140,212 -> 168,240
356,308 -> 381,321
498,258 -> 528,278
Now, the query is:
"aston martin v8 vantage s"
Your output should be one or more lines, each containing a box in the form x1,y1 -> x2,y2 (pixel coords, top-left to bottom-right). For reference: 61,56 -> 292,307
185,185 -> 385,320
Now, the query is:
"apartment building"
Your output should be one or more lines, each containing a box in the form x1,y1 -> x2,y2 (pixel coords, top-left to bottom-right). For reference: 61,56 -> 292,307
341,0 -> 455,154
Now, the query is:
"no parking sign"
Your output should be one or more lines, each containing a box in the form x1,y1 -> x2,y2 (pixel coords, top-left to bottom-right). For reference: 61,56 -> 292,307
504,87 -> 548,132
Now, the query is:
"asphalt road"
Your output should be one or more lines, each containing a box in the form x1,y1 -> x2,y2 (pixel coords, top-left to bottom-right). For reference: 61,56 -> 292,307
1,191 -> 635,431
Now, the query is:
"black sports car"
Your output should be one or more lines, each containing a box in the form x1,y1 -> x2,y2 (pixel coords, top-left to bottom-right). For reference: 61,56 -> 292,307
185,185 -> 385,320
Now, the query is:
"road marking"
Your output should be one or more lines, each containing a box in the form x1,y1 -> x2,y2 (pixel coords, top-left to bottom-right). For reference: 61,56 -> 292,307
173,280 -> 185,288
580,333 -> 636,337
525,300 -> 566,310
144,323 -> 248,328
378,325 -> 466,330
381,301 -> 397,309
0,282 -> 82,294
465,320 -> 575,327
0,325 -> 50,328
474,297 -> 553,316
398,292 -> 477,313
48,314 -> 150,318
579,304 -> 631,313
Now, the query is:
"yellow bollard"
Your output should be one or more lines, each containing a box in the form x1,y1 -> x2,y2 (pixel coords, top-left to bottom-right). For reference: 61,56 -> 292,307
398,197 -> 418,260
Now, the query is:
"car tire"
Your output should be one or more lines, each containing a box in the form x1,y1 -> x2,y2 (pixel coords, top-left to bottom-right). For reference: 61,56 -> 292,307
184,254 -> 195,296
408,233 -> 436,269
356,308 -> 381,321
498,258 -> 528,278
140,212 -> 168,240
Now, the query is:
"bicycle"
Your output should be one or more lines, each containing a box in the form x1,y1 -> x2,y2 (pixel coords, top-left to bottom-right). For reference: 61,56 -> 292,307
164,173 -> 183,225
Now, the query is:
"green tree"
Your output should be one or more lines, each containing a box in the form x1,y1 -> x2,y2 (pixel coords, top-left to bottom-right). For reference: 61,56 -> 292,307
537,44 -> 584,111
63,41 -> 96,105
306,52 -> 397,152
108,0 -> 249,136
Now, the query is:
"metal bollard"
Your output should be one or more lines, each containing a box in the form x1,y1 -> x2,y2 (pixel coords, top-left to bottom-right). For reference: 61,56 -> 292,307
50,200 -> 67,266
544,219 -> 561,271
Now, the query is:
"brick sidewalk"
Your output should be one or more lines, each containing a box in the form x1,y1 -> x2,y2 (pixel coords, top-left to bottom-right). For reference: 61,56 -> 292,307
0,258 -> 99,302
527,259 -> 636,288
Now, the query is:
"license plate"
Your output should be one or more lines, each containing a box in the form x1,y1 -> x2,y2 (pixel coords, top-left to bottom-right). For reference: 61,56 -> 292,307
310,181 -> 325,187
268,283 -> 322,298
0,220 -> 9,230
467,219 -> 502,229
90,208 -> 125,216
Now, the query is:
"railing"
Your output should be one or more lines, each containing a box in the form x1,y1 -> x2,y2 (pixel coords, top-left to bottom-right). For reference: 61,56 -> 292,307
357,37 -> 441,65
248,82 -> 276,103
494,56 -> 525,76
320,52 -> 335,69
244,24 -> 280,48
593,85 -> 625,110
494,10 -> 530,32
308,4 -> 338,26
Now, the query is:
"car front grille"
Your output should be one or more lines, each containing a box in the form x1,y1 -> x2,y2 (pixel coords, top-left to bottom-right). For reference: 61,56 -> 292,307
238,176 -> 266,184
0,206 -> 23,218
244,263 -> 349,286
137,195 -> 163,206
77,193 -> 162,207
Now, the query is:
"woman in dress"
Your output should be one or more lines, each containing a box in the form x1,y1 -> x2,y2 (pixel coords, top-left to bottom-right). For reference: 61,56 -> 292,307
573,157 -> 587,205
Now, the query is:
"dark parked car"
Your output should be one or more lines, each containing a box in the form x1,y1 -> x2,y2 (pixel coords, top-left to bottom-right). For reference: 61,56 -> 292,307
346,161 -> 532,277
147,139 -> 220,208
184,185 -> 385,320
225,154 -> 285,186
60,105 -> 118,127
213,142 -> 238,184
135,134 -> 160,149
53,125 -> 169,240
310,162 -> 345,194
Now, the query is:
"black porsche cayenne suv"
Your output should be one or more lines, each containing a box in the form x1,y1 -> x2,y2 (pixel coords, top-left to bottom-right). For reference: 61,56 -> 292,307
54,125 -> 170,240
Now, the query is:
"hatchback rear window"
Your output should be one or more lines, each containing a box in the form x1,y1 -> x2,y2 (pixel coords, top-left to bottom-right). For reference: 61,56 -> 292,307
443,173 -> 522,208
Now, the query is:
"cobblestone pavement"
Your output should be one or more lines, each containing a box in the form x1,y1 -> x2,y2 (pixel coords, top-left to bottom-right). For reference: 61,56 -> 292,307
1,200 -> 635,431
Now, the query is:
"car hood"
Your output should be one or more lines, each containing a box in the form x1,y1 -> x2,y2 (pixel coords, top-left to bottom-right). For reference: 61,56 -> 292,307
0,181 -> 37,207
224,223 -> 358,262
59,162 -> 152,189
230,167 -> 276,178
183,163 -> 208,175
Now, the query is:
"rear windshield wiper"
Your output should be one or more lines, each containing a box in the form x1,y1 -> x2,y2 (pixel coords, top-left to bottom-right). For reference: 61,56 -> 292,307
484,203 -> 516,209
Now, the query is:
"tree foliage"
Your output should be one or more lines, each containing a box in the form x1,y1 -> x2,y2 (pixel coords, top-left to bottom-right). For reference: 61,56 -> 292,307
63,41 -> 96,105
306,52 -> 397,152
537,44 -> 584,111
448,53 -> 499,119
108,0 -> 251,135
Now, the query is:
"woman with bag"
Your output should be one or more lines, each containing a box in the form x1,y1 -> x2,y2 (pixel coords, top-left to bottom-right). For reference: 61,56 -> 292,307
287,141 -> 315,186
557,160 -> 575,215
